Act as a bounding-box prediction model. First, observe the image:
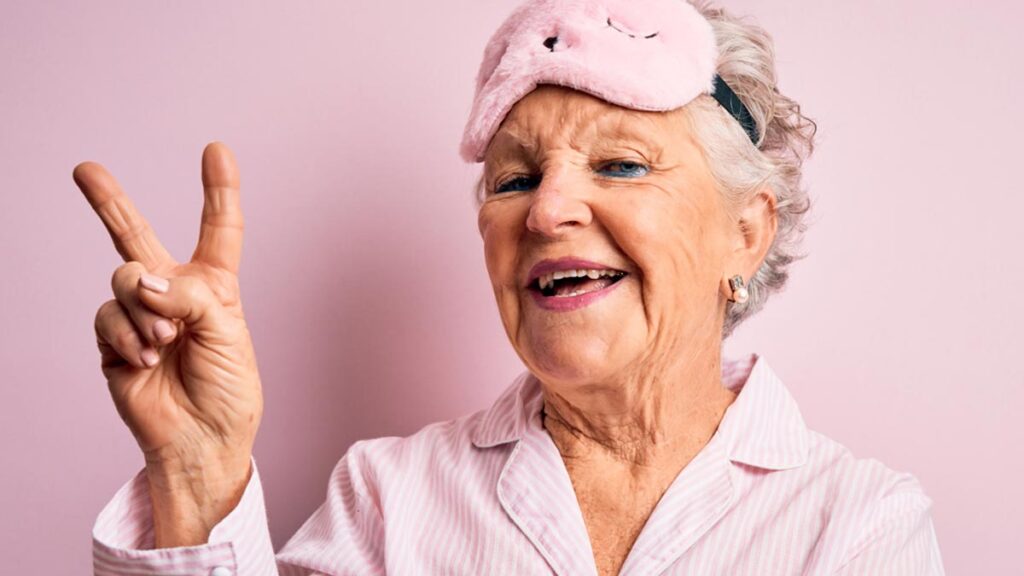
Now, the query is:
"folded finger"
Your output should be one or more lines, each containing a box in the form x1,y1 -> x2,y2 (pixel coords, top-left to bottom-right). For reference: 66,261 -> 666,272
135,271 -> 233,337
111,261 -> 179,347
94,299 -> 159,369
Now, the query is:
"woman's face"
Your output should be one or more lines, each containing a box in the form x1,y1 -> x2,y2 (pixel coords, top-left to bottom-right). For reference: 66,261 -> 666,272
478,86 -> 766,391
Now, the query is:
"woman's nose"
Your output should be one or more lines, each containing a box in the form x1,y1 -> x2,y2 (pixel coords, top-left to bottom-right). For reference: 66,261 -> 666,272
525,172 -> 593,238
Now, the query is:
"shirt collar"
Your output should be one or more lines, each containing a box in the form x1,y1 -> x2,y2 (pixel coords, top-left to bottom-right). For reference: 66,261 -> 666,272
470,353 -> 809,471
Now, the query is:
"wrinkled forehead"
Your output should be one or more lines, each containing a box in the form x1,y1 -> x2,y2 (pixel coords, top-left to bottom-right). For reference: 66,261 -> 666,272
461,0 -> 718,162
492,87 -> 667,147
484,86 -> 698,170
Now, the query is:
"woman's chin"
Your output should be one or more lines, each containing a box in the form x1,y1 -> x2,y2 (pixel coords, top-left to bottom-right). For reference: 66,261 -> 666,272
522,334 -> 628,386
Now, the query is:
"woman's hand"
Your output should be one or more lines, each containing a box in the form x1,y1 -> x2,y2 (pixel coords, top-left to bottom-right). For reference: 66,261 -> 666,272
75,142 -> 263,547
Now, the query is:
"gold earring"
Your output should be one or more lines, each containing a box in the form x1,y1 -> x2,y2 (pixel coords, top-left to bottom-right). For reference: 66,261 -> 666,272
729,275 -> 749,304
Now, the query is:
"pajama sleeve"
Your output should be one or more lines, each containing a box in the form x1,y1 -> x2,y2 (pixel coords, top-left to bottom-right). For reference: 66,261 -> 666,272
92,444 -> 387,576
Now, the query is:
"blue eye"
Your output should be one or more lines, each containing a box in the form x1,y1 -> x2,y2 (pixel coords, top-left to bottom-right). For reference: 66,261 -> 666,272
495,175 -> 540,194
598,161 -> 649,178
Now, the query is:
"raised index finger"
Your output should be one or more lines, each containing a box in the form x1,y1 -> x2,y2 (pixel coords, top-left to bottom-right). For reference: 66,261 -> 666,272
72,162 -> 175,270
191,142 -> 244,274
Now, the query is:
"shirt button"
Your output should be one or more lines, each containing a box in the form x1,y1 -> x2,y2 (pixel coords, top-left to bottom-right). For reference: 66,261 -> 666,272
209,567 -> 233,576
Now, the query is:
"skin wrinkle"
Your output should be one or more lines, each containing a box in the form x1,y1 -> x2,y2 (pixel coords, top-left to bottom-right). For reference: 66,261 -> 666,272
477,86 -> 777,576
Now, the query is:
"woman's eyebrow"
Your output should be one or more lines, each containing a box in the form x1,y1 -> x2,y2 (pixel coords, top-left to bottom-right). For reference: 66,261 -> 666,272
492,128 -> 536,153
491,115 -> 672,162
589,116 -> 669,152
485,130 -> 536,165
590,135 -> 665,164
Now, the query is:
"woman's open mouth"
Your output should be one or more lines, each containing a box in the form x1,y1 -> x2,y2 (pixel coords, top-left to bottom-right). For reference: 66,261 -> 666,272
527,269 -> 628,311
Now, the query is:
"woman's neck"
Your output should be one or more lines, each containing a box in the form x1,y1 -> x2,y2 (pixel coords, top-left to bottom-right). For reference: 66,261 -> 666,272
540,353 -> 737,468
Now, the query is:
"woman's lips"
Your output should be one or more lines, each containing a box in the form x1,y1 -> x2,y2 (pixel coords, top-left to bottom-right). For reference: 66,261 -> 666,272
527,273 -> 627,312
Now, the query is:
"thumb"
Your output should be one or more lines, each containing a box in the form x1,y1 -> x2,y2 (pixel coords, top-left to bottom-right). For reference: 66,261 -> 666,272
137,273 -> 230,336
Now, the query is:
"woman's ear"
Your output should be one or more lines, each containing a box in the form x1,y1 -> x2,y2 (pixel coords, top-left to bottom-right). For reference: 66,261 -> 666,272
730,186 -> 778,280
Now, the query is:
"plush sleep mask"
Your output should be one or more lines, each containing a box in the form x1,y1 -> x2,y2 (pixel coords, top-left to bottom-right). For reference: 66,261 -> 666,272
459,0 -> 758,163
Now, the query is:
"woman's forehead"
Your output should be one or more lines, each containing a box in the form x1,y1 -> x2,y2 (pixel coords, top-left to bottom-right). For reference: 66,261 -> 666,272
487,86 -> 693,160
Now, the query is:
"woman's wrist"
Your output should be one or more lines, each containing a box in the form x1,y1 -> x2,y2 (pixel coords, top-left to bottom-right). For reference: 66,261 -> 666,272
144,451 -> 253,548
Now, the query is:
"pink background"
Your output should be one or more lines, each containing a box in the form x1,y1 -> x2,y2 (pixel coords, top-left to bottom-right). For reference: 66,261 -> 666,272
1,1 -> 1020,573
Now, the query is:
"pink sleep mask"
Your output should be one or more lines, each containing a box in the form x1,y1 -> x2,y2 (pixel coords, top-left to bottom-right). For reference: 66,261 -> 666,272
459,0 -> 757,163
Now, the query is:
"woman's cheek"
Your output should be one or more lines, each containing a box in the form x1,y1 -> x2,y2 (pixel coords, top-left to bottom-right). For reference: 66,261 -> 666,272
479,212 -> 524,329
479,208 -> 510,279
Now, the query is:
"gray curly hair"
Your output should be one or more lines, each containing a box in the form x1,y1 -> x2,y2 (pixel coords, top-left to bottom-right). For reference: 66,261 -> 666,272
687,0 -> 817,337
472,0 -> 817,339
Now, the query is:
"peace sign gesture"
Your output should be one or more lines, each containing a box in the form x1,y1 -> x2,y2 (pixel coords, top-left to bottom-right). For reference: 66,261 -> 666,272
75,142 -> 262,547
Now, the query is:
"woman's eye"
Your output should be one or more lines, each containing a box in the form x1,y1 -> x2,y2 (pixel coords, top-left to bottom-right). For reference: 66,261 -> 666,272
597,161 -> 649,177
495,175 -> 540,194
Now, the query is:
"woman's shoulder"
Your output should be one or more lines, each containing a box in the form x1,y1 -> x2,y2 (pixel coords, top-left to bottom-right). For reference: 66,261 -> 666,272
337,393 -> 510,480
330,372 -> 535,501
350,406 -> 491,457
344,369 -> 530,461
727,354 -> 933,506
317,405 -> 500,511
803,428 -> 932,504
795,426 -> 937,556
790,430 -> 942,570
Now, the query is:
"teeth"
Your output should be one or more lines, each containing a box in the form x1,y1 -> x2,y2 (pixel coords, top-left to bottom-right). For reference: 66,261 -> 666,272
536,269 -> 624,291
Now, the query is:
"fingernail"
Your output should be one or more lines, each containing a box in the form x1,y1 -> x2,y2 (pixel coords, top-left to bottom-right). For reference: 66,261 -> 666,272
153,320 -> 176,343
140,273 -> 169,293
140,347 -> 160,368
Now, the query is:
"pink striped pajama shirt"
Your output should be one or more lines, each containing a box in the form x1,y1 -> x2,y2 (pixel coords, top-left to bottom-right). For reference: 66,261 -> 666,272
92,354 -> 945,575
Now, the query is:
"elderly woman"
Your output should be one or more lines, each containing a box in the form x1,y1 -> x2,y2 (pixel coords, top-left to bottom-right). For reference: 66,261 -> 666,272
82,0 -> 944,574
